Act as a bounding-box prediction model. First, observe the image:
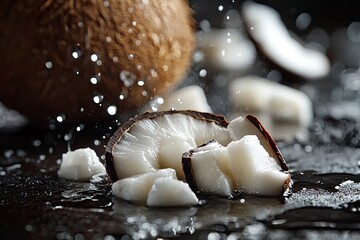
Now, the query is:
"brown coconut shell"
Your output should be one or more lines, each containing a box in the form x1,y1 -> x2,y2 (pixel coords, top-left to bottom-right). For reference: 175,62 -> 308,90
0,0 -> 195,123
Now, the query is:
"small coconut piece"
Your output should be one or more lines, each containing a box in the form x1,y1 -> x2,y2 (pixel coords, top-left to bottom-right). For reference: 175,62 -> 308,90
182,140 -> 233,197
229,76 -> 313,127
159,85 -> 213,113
58,147 -> 105,181
228,114 -> 288,171
146,177 -> 198,207
105,110 -> 231,182
196,28 -> 256,71
227,135 -> 290,196
111,168 -> 177,205
241,1 -> 330,80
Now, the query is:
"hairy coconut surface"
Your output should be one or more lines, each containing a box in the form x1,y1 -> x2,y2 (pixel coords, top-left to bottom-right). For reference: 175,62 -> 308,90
0,0 -> 195,122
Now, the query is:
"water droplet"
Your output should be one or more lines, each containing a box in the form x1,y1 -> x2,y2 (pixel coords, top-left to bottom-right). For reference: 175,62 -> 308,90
199,20 -> 211,32
45,61 -> 53,69
90,76 -> 99,84
93,95 -> 104,104
112,56 -> 118,62
142,90 -> 148,96
77,22 -> 84,28
103,0 -> 109,7
32,140 -> 41,147
107,105 -> 117,115
76,124 -> 85,132
137,80 -> 145,86
119,95 -> 125,100
120,71 -> 136,87
91,54 -> 98,62
295,12 -> 312,30
199,69 -> 207,77
25,225 -> 33,232
56,115 -> 65,123
218,5 -> 224,11
94,139 -> 101,146
162,64 -> 168,72
71,47 -> 82,59
4,149 -> 14,158
132,21 -> 137,26
150,69 -> 158,78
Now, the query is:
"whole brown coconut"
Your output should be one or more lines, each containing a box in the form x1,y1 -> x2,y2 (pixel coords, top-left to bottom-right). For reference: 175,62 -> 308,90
0,0 -> 195,123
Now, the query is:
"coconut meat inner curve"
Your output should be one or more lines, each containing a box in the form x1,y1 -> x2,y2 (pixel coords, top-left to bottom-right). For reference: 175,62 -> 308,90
112,113 -> 231,180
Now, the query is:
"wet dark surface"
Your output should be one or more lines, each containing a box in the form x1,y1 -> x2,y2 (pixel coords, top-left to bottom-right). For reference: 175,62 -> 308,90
2,0 -> 360,239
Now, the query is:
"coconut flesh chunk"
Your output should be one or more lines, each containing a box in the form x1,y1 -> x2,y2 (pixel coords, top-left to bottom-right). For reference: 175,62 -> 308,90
196,28 -> 256,71
228,115 -> 283,163
241,1 -> 330,80
182,141 -> 234,197
58,147 -> 105,181
159,85 -> 213,113
227,135 -> 289,196
229,76 -> 313,127
107,111 -> 231,181
111,168 -> 177,205
146,177 -> 199,207
183,136 -> 290,197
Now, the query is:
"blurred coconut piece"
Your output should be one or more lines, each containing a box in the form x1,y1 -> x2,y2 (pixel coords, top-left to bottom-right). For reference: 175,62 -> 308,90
229,76 -> 313,140
159,85 -> 212,112
196,28 -> 256,71
0,102 -> 27,129
57,147 -> 106,181
241,1 -> 330,80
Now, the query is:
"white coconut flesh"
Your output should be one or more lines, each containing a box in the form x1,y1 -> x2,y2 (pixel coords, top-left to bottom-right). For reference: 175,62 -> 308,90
241,1 -> 330,79
112,113 -> 232,180
228,115 -> 280,161
185,141 -> 234,197
227,135 -> 289,196
111,168 -> 177,205
146,177 -> 199,207
185,136 -> 289,197
159,85 -> 213,113
229,76 -> 313,126
58,147 -> 105,181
